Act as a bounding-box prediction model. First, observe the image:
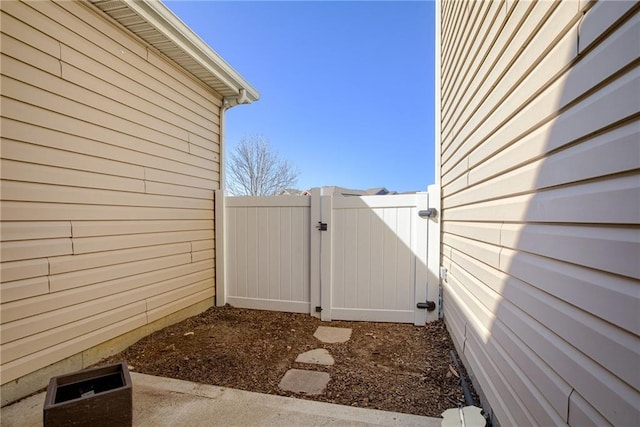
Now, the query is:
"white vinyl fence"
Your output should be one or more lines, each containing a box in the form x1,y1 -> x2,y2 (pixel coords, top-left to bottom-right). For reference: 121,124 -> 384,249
219,187 -> 441,325
225,196 -> 312,313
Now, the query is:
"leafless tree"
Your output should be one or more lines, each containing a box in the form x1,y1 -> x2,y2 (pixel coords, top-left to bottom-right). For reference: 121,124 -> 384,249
226,135 -> 300,196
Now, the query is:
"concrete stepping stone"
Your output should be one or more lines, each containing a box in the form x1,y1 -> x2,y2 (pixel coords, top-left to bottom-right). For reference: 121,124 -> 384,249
295,348 -> 334,366
313,326 -> 352,343
278,369 -> 330,395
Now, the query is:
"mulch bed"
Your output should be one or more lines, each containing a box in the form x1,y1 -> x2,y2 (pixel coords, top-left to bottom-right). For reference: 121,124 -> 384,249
101,305 -> 476,417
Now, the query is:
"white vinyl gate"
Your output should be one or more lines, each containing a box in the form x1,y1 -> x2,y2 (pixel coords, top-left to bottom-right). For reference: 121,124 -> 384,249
220,188 -> 440,325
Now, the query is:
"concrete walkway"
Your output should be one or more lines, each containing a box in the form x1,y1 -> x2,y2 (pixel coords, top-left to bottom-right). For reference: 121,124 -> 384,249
1,372 -> 442,426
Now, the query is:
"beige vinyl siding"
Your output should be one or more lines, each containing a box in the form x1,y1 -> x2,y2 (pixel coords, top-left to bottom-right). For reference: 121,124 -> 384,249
0,0 -> 220,388
438,1 -> 639,426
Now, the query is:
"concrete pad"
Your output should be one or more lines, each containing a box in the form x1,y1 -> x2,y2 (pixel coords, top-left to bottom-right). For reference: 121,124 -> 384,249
295,348 -> 335,366
313,326 -> 352,343
278,369 -> 330,395
1,372 -> 442,427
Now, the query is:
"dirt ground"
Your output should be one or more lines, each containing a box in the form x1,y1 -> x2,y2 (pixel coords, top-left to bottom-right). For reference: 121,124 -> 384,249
102,305 -> 476,417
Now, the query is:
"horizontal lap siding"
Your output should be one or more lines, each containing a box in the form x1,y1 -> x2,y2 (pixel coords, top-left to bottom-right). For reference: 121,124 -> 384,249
0,0 -> 220,385
439,1 -> 639,426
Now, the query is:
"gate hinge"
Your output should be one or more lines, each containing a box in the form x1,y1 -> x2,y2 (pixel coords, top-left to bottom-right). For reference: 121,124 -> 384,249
315,306 -> 322,313
316,222 -> 328,231
417,301 -> 436,311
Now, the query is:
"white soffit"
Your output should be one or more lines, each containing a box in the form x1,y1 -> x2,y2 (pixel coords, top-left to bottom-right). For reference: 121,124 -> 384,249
89,0 -> 259,104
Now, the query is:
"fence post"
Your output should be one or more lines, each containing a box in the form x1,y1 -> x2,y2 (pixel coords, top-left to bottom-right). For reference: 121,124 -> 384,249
320,194 -> 332,321
310,188 -> 321,318
414,192 -> 429,325
426,184 -> 441,322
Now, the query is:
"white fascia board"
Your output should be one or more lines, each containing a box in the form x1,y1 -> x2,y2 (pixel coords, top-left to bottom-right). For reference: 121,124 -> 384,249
124,0 -> 260,103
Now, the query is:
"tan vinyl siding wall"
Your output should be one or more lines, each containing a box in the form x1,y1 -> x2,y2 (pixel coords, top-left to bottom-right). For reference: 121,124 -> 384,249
0,0 -> 220,389
438,1 -> 639,426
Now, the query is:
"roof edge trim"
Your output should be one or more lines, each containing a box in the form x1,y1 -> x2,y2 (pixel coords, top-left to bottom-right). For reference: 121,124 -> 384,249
123,0 -> 259,103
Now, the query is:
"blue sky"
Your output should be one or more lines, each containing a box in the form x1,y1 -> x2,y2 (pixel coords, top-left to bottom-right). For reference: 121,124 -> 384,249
165,1 -> 435,193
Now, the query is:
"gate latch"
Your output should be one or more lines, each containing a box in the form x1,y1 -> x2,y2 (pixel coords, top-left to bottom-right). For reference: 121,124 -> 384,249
316,222 -> 328,231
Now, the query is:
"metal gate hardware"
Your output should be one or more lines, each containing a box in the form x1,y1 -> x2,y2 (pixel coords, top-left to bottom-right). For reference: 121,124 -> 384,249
416,301 -> 436,311
418,208 -> 438,218
316,222 -> 328,231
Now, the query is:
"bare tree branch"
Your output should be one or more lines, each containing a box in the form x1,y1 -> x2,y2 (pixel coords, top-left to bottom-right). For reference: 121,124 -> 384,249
226,135 -> 300,196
